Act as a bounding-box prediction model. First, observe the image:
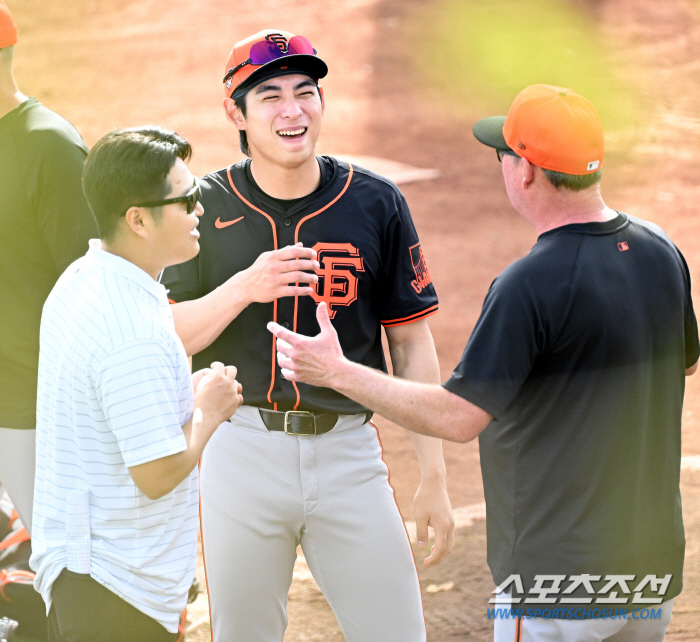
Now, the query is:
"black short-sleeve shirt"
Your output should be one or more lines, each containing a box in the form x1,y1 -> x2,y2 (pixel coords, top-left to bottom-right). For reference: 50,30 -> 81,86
444,213 -> 699,604
161,157 -> 438,414
0,99 -> 97,429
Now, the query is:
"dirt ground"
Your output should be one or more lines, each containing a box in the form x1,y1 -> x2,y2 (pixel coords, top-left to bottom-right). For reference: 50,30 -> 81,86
8,0 -> 700,639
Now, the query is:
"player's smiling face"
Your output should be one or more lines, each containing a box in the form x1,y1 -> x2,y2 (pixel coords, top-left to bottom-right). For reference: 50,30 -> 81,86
233,73 -> 324,167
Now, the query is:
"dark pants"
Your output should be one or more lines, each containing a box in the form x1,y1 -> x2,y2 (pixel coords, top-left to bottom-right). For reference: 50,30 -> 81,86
48,569 -> 177,642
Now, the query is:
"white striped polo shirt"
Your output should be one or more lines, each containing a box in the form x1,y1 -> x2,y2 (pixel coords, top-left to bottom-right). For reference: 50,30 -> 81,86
30,243 -> 198,634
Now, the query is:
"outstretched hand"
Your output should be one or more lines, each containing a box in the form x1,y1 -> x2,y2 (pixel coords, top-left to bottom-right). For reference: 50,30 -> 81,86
267,302 -> 346,388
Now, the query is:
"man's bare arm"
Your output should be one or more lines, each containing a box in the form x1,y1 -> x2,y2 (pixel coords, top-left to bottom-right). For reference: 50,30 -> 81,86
172,244 -> 319,356
384,320 -> 447,476
687,359 -> 698,376
385,319 -> 455,567
128,363 -> 243,499
269,303 -> 493,443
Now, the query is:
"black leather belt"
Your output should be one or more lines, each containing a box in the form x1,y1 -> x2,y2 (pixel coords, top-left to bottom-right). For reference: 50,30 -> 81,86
259,409 -> 338,436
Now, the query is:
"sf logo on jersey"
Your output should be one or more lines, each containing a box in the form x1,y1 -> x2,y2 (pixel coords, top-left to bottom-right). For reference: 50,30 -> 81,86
310,242 -> 365,319
409,243 -> 433,293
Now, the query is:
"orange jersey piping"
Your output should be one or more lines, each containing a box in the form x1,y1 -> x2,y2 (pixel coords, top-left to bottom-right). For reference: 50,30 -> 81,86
227,167 -> 279,410
381,304 -> 439,328
370,421 -> 427,636
290,164 -> 354,409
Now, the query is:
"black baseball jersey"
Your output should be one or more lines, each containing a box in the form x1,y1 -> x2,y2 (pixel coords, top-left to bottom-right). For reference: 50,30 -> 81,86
444,213 -> 699,605
162,156 -> 438,414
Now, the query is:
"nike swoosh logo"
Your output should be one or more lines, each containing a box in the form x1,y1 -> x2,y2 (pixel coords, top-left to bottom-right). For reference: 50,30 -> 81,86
215,216 -> 244,229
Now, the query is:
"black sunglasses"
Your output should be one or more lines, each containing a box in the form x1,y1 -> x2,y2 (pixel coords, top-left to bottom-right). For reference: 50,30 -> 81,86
133,182 -> 200,214
496,149 -> 519,163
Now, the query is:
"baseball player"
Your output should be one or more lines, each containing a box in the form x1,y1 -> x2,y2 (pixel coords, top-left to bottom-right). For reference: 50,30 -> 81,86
0,0 -> 97,533
161,29 -> 453,642
270,85 -> 700,642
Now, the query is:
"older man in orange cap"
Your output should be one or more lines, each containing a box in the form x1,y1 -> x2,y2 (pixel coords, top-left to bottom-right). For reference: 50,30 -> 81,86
271,84 -> 699,642
0,0 -> 97,534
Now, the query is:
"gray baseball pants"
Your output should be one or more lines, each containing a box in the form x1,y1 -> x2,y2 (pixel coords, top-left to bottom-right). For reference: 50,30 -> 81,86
199,405 -> 426,642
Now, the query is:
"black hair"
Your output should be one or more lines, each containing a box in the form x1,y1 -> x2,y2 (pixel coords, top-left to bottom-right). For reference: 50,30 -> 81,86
82,126 -> 192,240
234,94 -> 251,157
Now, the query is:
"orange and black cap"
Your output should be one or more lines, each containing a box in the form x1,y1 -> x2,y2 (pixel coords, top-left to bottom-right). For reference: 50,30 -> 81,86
223,30 -> 327,100
0,0 -> 17,49
473,84 -> 605,175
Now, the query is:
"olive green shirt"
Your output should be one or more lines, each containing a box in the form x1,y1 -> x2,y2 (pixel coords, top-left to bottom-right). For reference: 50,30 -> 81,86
0,98 -> 97,429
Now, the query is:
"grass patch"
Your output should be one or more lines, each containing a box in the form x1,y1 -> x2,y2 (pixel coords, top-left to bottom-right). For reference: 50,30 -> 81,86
410,0 -> 641,132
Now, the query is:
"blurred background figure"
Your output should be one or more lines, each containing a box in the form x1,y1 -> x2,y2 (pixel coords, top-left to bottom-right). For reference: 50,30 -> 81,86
0,0 -> 97,533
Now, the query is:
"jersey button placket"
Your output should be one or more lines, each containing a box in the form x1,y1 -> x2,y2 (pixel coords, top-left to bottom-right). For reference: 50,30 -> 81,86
284,217 -> 292,227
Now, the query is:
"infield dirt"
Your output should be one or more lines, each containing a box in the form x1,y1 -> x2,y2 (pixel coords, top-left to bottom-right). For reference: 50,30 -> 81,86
9,0 -> 700,639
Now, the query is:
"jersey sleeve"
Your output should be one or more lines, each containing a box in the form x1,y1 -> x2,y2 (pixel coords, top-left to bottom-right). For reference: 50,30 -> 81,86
95,339 -> 190,468
160,254 -> 201,304
677,248 -> 700,368
442,272 -> 542,419
378,194 -> 438,327
31,129 -> 98,274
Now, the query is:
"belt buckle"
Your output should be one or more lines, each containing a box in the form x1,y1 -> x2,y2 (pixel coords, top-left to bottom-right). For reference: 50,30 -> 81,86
284,410 -> 316,436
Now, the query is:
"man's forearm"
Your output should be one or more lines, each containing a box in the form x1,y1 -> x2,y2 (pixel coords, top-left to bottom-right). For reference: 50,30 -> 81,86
128,408 -> 221,499
172,273 -> 251,356
271,303 -> 493,442
172,244 -> 320,356
410,433 -> 446,480
329,359 -> 490,443
385,321 -> 446,479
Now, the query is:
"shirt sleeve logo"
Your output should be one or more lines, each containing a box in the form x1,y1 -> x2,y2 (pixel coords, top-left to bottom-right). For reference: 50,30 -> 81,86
409,243 -> 433,293
309,242 -> 365,319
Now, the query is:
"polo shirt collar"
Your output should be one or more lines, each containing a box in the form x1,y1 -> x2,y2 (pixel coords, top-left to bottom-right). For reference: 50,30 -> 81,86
86,240 -> 167,300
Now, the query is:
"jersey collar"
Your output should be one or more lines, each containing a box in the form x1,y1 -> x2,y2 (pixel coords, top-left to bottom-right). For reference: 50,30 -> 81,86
538,211 -> 629,239
234,156 -> 339,219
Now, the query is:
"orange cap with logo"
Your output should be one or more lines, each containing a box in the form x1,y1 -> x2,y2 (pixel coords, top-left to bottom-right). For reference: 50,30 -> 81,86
474,84 -> 605,175
0,0 -> 17,49
223,29 -> 327,100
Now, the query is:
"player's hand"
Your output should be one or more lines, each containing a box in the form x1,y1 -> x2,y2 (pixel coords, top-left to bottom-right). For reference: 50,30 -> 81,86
239,243 -> 320,303
414,477 -> 455,568
268,302 -> 346,388
191,368 -> 212,393
194,362 -> 244,429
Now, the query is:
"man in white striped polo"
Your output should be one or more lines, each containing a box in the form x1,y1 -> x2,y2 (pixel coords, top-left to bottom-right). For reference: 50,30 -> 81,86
30,126 -> 244,642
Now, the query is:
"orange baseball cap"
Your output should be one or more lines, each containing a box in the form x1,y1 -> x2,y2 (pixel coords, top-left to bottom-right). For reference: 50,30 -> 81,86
473,84 -> 605,175
0,0 -> 17,49
223,29 -> 327,100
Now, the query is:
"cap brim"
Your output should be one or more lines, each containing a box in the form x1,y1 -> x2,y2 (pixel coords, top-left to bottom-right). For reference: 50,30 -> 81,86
232,54 -> 328,99
473,116 -> 509,150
